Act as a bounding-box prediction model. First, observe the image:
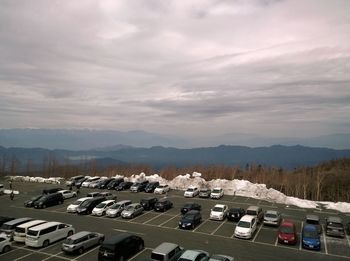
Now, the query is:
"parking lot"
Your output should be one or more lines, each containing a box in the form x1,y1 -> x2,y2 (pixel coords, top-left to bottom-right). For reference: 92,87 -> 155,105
0,180 -> 349,261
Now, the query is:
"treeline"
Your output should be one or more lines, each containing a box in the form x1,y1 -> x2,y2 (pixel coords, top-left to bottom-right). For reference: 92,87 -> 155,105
1,155 -> 350,202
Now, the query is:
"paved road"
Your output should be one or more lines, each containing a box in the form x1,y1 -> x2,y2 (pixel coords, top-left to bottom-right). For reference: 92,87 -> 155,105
0,180 -> 349,261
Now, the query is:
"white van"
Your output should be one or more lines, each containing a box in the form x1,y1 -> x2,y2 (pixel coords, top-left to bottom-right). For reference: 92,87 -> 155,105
13,220 -> 47,243
25,221 -> 75,248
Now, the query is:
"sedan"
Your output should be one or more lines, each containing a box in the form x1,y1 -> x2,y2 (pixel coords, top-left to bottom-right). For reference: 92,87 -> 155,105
154,184 -> 170,194
302,224 -> 321,250
263,210 -> 282,227
0,237 -> 11,253
278,220 -> 297,245
199,188 -> 211,198
209,254 -> 234,261
62,231 -> 104,254
227,208 -> 245,222
210,188 -> 224,199
92,200 -> 115,216
210,204 -> 228,221
178,250 -> 209,261
58,190 -> 77,199
181,202 -> 201,215
184,187 -> 199,198
24,195 -> 43,208
154,199 -> 173,212
121,203 -> 144,219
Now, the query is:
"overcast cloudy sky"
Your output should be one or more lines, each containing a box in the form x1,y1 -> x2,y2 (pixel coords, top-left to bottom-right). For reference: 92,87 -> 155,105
1,0 -> 349,140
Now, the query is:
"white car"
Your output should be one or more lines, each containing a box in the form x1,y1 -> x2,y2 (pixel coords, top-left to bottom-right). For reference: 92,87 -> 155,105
234,215 -> 257,239
58,190 -> 77,199
209,204 -> 228,221
81,177 -> 100,188
210,188 -> 224,199
0,236 -> 11,253
184,186 -> 199,198
154,184 -> 170,194
66,197 -> 91,213
91,200 -> 115,216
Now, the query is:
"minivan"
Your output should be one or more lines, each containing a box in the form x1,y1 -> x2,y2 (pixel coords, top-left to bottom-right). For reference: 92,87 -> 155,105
76,197 -> 105,215
25,221 -> 75,248
33,192 -> 64,209
13,220 -> 47,243
98,233 -> 144,261
151,242 -> 184,261
0,217 -> 33,239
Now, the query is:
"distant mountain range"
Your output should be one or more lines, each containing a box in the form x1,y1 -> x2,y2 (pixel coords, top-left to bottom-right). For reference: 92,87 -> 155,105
1,128 -> 350,150
1,144 -> 350,171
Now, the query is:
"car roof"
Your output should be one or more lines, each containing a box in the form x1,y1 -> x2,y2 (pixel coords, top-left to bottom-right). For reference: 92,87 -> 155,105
153,242 -> 180,253
76,197 -> 91,202
180,250 -> 205,259
327,216 -> 342,223
185,210 -> 200,215
100,200 -> 115,204
187,186 -> 197,189
303,224 -> 317,231
265,210 -> 278,215
281,220 -> 295,227
240,215 -> 255,222
116,200 -> 132,204
68,231 -> 92,240
103,233 -> 133,244
99,192 -> 111,195
29,221 -> 63,231
247,206 -> 260,211
17,220 -> 46,229
3,217 -> 32,226
212,187 -> 222,190
129,203 -> 141,207
306,214 -> 320,221
213,204 -> 226,208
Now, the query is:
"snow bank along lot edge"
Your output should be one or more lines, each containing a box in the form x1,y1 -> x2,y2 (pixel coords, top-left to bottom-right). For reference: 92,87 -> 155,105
0,181 -> 349,261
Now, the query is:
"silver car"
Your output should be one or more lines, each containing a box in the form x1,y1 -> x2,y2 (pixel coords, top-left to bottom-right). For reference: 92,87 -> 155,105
263,210 -> 282,227
0,236 -> 11,253
62,231 -> 104,254
121,203 -> 144,219
106,200 -> 132,218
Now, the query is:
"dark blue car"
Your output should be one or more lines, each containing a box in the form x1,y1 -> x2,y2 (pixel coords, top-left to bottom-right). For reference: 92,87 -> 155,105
302,224 -> 321,250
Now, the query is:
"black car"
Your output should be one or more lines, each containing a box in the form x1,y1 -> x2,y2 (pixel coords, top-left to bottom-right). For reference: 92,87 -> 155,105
75,177 -> 88,188
144,182 -> 160,193
98,233 -> 144,261
181,202 -> 201,215
107,178 -> 124,190
24,194 -> 44,207
76,197 -> 105,215
179,210 -> 202,229
140,197 -> 158,210
97,178 -> 115,189
154,198 -> 173,212
130,181 -> 149,192
33,192 -> 64,208
42,188 -> 63,195
0,216 -> 15,226
116,181 -> 133,191
227,208 -> 246,222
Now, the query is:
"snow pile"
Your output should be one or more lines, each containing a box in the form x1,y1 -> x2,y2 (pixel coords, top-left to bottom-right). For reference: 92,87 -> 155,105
7,176 -> 63,184
320,202 -> 350,213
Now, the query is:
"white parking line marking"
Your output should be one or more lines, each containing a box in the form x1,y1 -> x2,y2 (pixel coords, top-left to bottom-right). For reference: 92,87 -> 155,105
274,234 -> 278,246
131,211 -> 153,222
12,246 -> 71,261
40,251 -> 63,261
159,214 -> 181,226
322,225 -> 328,255
299,221 -> 303,250
252,224 -> 263,242
346,234 -> 350,248
72,245 -> 100,260
113,228 -> 145,236
143,212 -> 166,224
211,220 -> 227,235
193,218 -> 210,232
14,252 -> 34,261
128,247 -> 152,261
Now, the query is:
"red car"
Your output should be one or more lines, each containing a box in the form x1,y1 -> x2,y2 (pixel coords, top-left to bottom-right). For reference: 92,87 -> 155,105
277,220 -> 297,245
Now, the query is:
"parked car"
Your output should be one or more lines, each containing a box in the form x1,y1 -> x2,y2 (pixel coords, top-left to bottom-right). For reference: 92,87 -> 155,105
98,233 -> 144,261
58,190 -> 77,199
263,210 -> 282,227
154,184 -> 170,195
326,216 -> 345,238
209,254 -> 234,261
99,192 -> 117,200
210,188 -> 224,199
246,206 -> 264,224
130,181 -> 149,192
179,210 -> 202,230
75,177 -> 89,188
210,204 -> 228,221
25,221 -> 75,248
106,200 -> 132,218
82,177 -> 100,188
66,197 -> 91,213
0,217 -> 33,239
65,175 -> 85,187
347,221 -> 350,235
154,198 -> 173,212
199,188 -> 211,198
121,203 -> 144,219
302,224 -> 321,250
42,188 -> 63,195
151,242 -> 184,261
107,178 -> 124,190
92,200 -> 116,216
0,236 -> 11,253
178,250 -> 209,261
87,192 -> 101,198
227,208 -> 245,222
76,197 -> 105,215
234,215 -> 257,239
305,215 -> 322,234
33,192 -> 64,209
0,184 -> 3,196
0,216 -> 15,227
184,186 -> 199,198
62,231 -> 104,254
96,178 -> 114,189
24,195 -> 44,208
144,182 -> 160,193
140,197 -> 158,211
181,202 -> 201,215
13,220 -> 47,243
89,178 -> 104,188
116,181 -> 133,191
278,220 -> 298,245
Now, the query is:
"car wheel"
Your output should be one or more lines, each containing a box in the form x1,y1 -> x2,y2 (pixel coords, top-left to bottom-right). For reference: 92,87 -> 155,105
119,255 -> 124,261
98,238 -> 104,244
131,214 -> 134,219
43,240 -> 49,248
42,204 -> 46,209
78,247 -> 84,254
73,193 -> 77,197
67,231 -> 73,237
3,245 -> 11,253
191,224 -> 195,229
138,242 -> 144,251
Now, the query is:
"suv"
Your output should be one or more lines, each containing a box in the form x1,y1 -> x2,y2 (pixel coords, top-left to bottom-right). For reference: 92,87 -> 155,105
227,208 -> 245,222
210,188 -> 224,199
98,233 -> 144,261
130,181 -> 149,192
326,216 -> 345,238
62,231 -> 105,254
246,206 -> 264,224
151,242 -> 184,261
145,182 -> 160,193
140,197 -> 158,211
34,193 -> 64,209
305,215 -> 322,234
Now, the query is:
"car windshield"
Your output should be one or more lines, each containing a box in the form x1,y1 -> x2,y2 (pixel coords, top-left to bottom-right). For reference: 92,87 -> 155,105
304,230 -> 318,238
184,214 -> 196,220
200,189 -> 208,192
183,204 -> 193,208
265,213 -> 277,218
133,183 -> 140,186
187,188 -> 195,192
72,200 -> 84,206
327,222 -> 343,228
30,195 -> 42,201
111,204 -> 121,209
80,200 -> 91,207
178,258 -> 192,261
37,196 -> 47,202
158,185 -> 166,188
125,205 -> 134,211
27,230 -> 39,236
280,226 -> 294,234
65,238 -> 75,244
1,224 -> 13,230
230,209 -> 240,213
237,221 -> 251,228
212,207 -> 223,212
212,189 -> 221,193
96,203 -> 106,208
246,210 -> 257,215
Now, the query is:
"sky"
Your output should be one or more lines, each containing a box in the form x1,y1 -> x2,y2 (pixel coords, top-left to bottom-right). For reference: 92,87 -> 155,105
1,0 -> 350,140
